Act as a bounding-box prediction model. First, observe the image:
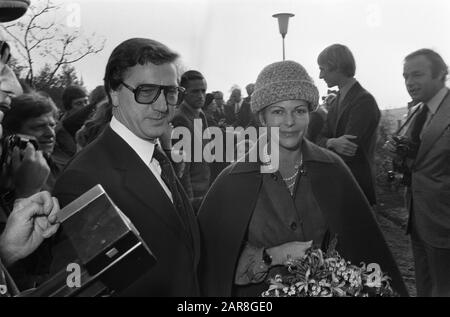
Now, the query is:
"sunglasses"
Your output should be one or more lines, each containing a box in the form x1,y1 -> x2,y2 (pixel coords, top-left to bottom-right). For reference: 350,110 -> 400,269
121,81 -> 185,106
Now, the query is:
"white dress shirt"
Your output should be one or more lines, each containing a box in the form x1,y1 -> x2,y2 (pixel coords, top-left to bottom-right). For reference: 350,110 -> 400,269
110,116 -> 173,202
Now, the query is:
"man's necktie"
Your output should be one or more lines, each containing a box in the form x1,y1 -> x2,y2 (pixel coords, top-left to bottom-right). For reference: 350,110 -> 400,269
152,146 -> 189,229
410,103 -> 429,145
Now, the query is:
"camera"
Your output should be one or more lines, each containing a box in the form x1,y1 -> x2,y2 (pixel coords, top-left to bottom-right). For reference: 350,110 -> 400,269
386,135 -> 418,186
0,134 -> 39,175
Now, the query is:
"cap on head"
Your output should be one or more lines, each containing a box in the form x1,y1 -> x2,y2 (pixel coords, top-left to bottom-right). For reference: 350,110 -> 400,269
251,60 -> 319,113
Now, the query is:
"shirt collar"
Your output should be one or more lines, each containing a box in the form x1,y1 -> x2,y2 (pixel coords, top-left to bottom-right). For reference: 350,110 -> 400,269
426,86 -> 448,115
339,78 -> 357,101
110,116 -> 156,165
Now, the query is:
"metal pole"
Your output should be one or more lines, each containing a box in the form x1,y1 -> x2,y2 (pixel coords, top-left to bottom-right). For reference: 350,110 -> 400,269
282,36 -> 285,60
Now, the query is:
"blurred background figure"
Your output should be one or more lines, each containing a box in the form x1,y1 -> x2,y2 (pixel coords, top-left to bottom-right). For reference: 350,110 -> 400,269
306,90 -> 337,143
75,99 -> 112,150
212,91 -> 226,124
224,87 -> 242,126
203,93 -> 218,127
235,83 -> 255,128
53,85 -> 89,165
172,70 -> 211,213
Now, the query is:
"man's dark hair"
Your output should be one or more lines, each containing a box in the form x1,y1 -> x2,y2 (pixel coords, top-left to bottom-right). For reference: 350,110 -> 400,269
4,92 -> 58,134
203,93 -> 214,110
405,48 -> 448,82
180,70 -> 205,89
104,38 -> 179,103
317,44 -> 356,77
62,85 -> 87,111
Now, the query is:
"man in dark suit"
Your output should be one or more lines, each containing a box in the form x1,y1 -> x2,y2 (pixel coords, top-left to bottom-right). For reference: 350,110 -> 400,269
316,44 -> 380,206
235,83 -> 255,128
53,38 -> 201,296
401,49 -> 450,296
224,88 -> 242,126
172,70 -> 211,213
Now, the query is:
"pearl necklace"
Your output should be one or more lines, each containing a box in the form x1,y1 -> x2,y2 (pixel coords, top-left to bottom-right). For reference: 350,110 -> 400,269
282,154 -> 304,195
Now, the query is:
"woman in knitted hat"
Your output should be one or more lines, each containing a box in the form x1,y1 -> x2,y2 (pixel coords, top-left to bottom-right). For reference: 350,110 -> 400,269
198,60 -> 407,297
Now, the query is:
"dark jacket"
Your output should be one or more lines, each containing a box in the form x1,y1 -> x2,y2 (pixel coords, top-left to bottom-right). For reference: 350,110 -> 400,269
53,125 -> 201,296
172,102 -> 211,211
317,81 -> 380,205
235,96 -> 252,128
198,139 -> 407,297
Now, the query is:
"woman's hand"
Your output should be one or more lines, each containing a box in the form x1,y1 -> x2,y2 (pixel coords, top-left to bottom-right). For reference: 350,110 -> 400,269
266,240 -> 312,266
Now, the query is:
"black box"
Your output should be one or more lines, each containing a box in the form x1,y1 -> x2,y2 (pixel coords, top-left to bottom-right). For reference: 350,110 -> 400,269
29,185 -> 156,297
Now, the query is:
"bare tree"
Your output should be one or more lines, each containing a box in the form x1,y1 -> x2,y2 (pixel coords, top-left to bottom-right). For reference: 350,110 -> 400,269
0,0 -> 105,87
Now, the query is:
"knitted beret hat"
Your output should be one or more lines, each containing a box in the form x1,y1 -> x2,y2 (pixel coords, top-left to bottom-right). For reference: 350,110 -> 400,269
251,60 -> 319,113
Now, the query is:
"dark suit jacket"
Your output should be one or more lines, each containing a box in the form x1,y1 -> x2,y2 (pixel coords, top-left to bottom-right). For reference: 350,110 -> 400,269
172,103 -> 211,211
235,96 -> 252,128
317,81 -> 380,205
224,103 -> 236,126
198,140 -> 408,297
52,126 -> 201,296
405,89 -> 450,248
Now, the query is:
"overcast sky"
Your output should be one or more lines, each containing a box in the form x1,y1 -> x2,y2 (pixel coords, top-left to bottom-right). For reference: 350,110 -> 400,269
9,0 -> 450,109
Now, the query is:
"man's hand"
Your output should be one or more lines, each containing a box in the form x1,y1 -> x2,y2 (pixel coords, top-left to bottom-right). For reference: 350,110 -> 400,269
327,135 -> 358,157
12,142 -> 50,198
0,191 -> 60,267
383,136 -> 398,158
267,241 -> 313,266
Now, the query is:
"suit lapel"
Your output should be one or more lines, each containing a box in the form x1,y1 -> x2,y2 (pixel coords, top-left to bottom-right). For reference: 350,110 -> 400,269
334,82 -> 361,136
102,127 -> 191,245
415,92 -> 450,164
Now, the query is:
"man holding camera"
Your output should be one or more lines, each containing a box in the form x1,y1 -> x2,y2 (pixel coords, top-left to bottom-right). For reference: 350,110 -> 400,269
399,49 -> 450,297
0,0 -> 61,296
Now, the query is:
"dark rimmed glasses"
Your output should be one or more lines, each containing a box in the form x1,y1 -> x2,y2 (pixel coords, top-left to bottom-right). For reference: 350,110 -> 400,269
121,81 -> 185,106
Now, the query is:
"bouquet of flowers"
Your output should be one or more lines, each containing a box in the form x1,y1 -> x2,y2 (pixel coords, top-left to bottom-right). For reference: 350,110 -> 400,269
261,238 -> 398,297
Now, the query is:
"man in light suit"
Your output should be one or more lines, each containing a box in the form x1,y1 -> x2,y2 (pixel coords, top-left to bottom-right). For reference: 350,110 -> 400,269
53,38 -> 201,296
316,44 -> 380,206
402,49 -> 450,297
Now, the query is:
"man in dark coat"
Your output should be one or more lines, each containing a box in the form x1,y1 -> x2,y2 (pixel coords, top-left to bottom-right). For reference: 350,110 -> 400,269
172,70 -> 210,213
235,83 -> 255,128
316,44 -> 380,205
53,38 -> 200,296
198,139 -> 408,297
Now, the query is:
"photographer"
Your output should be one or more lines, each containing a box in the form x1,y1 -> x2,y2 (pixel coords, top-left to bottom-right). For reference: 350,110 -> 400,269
387,49 -> 450,297
3,92 -> 60,194
0,1 -> 61,296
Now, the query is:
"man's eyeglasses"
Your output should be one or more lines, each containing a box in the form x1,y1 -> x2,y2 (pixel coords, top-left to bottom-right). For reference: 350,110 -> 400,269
121,81 -> 185,106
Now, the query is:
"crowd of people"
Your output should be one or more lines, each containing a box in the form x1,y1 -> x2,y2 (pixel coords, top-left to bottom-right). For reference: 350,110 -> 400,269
0,3 -> 449,297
